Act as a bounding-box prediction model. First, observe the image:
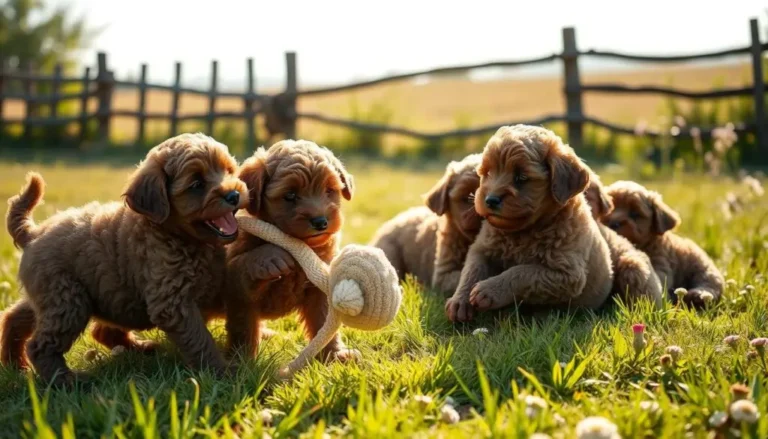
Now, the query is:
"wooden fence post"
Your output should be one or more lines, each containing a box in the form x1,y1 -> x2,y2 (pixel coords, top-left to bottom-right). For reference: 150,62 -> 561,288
79,66 -> 91,143
750,18 -> 766,161
207,60 -> 218,136
244,57 -> 257,151
0,57 -> 5,139
136,64 -> 148,144
95,52 -> 114,146
285,52 -> 297,140
562,27 -> 584,150
169,61 -> 182,137
22,61 -> 36,142
50,63 -> 63,143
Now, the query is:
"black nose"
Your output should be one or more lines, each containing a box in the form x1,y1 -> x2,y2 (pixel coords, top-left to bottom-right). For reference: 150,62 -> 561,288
608,220 -> 621,230
485,195 -> 502,209
309,216 -> 328,231
224,191 -> 240,206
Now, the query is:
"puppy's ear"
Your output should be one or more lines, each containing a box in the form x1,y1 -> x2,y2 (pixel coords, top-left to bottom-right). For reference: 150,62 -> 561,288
588,180 -> 614,218
649,195 -> 680,234
123,158 -> 170,223
331,157 -> 355,201
424,165 -> 455,216
548,146 -> 590,205
239,148 -> 268,216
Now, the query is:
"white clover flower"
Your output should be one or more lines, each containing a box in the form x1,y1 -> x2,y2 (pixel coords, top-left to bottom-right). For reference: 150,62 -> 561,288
639,401 -> 659,413
708,411 -> 728,428
699,292 -> 714,304
0,281 -> 11,293
258,409 -> 273,425
524,395 -> 547,418
729,399 -> 760,424
472,327 -> 489,336
726,279 -> 738,288
413,394 -> 433,409
440,405 -> 460,424
575,416 -> 621,439
553,413 -> 567,426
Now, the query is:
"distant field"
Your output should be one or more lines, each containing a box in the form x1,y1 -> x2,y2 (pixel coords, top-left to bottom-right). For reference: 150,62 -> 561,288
2,62 -> 752,147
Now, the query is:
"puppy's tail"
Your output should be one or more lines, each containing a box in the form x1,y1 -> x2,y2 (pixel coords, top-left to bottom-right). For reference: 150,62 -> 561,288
6,172 -> 44,249
0,299 -> 36,368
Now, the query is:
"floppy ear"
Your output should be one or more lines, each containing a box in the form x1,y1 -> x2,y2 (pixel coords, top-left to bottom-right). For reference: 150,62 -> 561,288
548,147 -> 590,205
123,158 -> 170,223
588,180 -> 614,218
238,148 -> 269,216
332,157 -> 355,201
424,166 -> 455,216
650,195 -> 680,234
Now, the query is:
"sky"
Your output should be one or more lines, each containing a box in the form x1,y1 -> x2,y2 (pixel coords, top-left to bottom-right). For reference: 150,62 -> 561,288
51,0 -> 768,90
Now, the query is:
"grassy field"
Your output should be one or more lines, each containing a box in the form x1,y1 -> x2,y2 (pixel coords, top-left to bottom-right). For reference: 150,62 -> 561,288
2,62 -> 752,148
0,157 -> 767,438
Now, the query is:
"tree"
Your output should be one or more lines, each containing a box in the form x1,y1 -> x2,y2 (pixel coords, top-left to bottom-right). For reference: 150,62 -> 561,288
0,0 -> 98,73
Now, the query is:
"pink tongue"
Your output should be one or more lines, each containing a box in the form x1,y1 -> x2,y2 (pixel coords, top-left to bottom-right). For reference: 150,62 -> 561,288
211,212 -> 238,235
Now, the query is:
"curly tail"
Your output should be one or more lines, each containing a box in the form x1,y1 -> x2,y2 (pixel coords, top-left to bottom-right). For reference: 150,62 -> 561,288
6,172 -> 44,249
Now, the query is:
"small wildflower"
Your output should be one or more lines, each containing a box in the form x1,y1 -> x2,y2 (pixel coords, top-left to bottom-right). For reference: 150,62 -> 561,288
669,126 -> 680,136
729,399 -> 760,424
0,281 -> 10,293
750,337 -> 768,353
659,354 -> 673,370
747,351 -> 759,361
730,384 -> 750,401
665,346 -> 683,362
744,176 -> 765,197
639,400 -> 660,413
674,288 -> 687,302
632,324 -> 647,355
575,416 -> 621,439
440,405 -> 460,424
258,409 -> 273,425
413,395 -> 433,409
634,121 -> 648,136
559,361 -> 568,369
530,434 -> 552,439
739,289 -> 749,297
699,292 -> 715,304
708,411 -> 728,428
523,395 -> 547,418
111,345 -> 126,356
553,413 -> 567,426
83,349 -> 99,362
674,115 -> 687,128
723,335 -> 741,348
726,279 -> 738,288
755,274 -> 764,284
745,285 -> 755,293
472,327 -> 489,337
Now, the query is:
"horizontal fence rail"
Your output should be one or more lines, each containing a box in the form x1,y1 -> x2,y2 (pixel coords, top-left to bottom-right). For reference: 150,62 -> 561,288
0,18 -> 765,160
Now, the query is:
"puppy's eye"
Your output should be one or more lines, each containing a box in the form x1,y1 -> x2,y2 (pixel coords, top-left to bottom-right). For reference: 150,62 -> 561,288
189,179 -> 205,190
514,174 -> 528,185
326,187 -> 335,195
284,191 -> 297,202
629,210 -> 640,220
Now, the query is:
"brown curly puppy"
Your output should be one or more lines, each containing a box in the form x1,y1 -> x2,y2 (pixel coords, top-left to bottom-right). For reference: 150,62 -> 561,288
226,139 -> 358,361
603,180 -> 724,306
369,154 -> 482,296
445,125 -> 613,322
0,133 -> 247,384
584,174 -> 663,307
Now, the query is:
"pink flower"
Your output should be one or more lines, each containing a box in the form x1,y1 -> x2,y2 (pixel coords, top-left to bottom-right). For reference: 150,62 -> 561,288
632,324 -> 646,334
632,324 -> 647,355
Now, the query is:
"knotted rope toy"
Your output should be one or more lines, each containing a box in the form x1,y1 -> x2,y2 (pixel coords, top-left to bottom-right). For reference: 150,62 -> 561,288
236,215 -> 403,378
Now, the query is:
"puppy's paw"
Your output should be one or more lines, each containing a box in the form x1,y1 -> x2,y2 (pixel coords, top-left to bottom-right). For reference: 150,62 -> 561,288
469,281 -> 497,311
445,295 -> 474,322
249,246 -> 296,280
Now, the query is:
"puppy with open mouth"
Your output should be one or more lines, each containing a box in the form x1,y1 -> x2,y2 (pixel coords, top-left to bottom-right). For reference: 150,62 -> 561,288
445,125 -> 613,322
225,139 -> 359,362
0,133 -> 248,384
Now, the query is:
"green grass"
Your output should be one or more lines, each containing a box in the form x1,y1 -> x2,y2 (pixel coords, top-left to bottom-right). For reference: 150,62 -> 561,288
0,159 -> 767,438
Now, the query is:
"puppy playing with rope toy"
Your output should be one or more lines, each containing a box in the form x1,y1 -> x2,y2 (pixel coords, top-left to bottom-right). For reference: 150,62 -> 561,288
236,215 -> 402,378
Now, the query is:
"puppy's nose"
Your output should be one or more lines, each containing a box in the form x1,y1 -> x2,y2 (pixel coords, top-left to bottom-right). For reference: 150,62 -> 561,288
224,190 -> 240,206
608,220 -> 621,230
309,216 -> 328,231
484,195 -> 502,209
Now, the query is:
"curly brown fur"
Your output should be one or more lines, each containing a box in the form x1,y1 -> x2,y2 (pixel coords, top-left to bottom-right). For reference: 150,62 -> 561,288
226,139 -> 357,362
1,133 -> 247,385
369,154 -> 482,296
445,125 -> 613,322
584,174 -> 663,307
603,180 -> 724,307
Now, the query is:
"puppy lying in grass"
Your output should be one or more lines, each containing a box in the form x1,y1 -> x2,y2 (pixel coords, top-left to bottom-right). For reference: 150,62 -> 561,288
446,125 -> 613,322
1,133 -> 247,385
370,154 -> 482,295
584,173 -> 663,307
603,180 -> 724,306
225,139 -> 359,362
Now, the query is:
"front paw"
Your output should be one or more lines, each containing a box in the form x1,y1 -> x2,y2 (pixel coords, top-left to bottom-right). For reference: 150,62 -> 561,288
468,280 -> 498,311
445,295 -> 474,322
248,247 -> 296,280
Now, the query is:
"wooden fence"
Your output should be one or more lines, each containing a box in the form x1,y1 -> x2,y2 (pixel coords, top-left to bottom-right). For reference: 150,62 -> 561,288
0,18 -> 767,157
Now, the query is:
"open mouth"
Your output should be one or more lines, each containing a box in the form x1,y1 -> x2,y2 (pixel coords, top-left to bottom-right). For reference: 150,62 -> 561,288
202,210 -> 239,239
